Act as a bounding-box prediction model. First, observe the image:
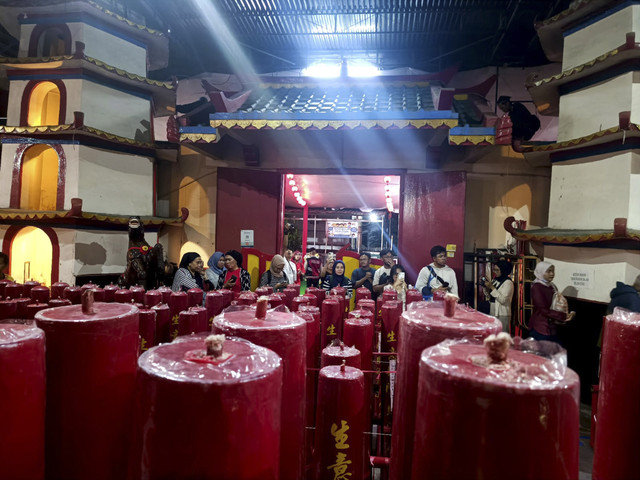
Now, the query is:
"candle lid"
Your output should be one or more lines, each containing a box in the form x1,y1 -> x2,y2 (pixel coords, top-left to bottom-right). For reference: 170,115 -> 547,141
34,302 -> 138,323
0,324 -> 44,344
320,364 -> 363,381
214,304 -> 305,332
323,340 -> 360,358
138,335 -> 282,384
404,300 -> 501,333
421,338 -> 578,390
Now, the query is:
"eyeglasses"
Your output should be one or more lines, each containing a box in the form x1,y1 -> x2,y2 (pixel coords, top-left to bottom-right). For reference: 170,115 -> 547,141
382,254 -> 394,259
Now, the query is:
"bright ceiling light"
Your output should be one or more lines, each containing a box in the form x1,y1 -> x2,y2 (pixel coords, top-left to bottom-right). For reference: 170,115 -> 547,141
369,213 -> 378,221
302,62 -> 341,78
348,63 -> 381,78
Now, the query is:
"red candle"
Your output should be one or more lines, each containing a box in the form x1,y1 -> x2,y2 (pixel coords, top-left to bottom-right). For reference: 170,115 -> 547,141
314,364 -> 366,480
381,301 -> 402,353
238,291 -> 258,306
306,287 -> 326,310
330,290 -> 347,319
303,292 -> 318,307
355,286 -> 372,304
406,288 -> 422,306
187,287 -> 203,307
443,292 -> 459,317
191,306 -> 209,332
291,295 -> 310,312
15,297 -> 32,319
151,303 -> 171,344
213,307 -> 306,480
62,286 -> 81,305
321,340 -> 361,368
5,282 -> 23,300
131,335 -> 283,479
144,289 -> 162,308
177,309 -> 199,337
268,292 -> 286,308
30,286 -> 50,304
344,310 -> 374,372
282,286 -> 298,308
114,288 -> 133,304
218,288 -> 233,309
331,286 -> 346,298
49,298 -> 72,307
23,280 -> 40,298
298,305 -> 321,466
80,282 -> 99,294
25,303 -> 49,320
390,302 -> 502,480
321,298 -> 342,348
593,308 -> 640,479
35,299 -> 139,480
205,291 -> 224,328
102,283 -> 118,302
129,285 -> 146,304
0,298 -> 18,319
411,338 -> 579,479
0,278 -> 14,298
357,298 -> 376,316
255,286 -> 271,296
138,308 -> 156,353
157,285 -> 172,304
92,288 -> 105,302
0,324 -> 46,480
169,291 -> 188,340
290,283 -> 301,296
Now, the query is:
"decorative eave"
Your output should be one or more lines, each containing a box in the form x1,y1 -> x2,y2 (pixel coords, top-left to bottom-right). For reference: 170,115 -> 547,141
179,126 -> 218,144
209,111 -> 459,131
504,216 -> 640,247
527,33 -> 640,116
0,202 -> 189,232
448,126 -> 496,146
535,0 -> 625,62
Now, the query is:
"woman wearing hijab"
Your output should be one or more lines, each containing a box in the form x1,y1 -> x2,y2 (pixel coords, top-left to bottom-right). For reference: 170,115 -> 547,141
205,251 -> 225,288
217,250 -> 251,292
293,250 -> 305,283
321,259 -> 353,298
529,261 -> 575,342
482,260 -> 515,332
171,252 -> 213,292
260,254 -> 290,292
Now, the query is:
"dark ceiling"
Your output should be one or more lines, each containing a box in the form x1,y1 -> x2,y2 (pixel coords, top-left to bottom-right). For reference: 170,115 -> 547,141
142,0 -> 572,81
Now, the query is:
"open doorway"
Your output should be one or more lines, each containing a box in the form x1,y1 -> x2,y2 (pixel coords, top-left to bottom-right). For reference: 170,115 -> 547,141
9,226 -> 54,285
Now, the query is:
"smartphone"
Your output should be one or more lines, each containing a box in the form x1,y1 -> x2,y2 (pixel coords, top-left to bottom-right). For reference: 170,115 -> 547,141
480,276 -> 487,283
398,272 -> 405,281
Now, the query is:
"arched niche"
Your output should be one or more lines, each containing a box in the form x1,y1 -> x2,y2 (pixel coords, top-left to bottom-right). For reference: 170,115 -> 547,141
20,79 -> 67,127
28,23 -> 72,57
3,225 -> 59,285
10,143 -> 66,210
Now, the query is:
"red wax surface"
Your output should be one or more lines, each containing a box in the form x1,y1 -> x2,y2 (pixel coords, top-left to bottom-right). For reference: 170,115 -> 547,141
25,303 -> 49,320
187,287 -> 203,307
406,289 -> 422,306
238,291 -> 258,306
0,324 -> 46,480
382,290 -> 397,303
299,305 -> 321,360
23,280 -> 40,298
331,286 -> 346,298
357,298 -> 376,316
30,285 -> 50,303
48,298 -> 72,307
412,341 -> 579,480
315,365 -> 366,480
306,287 -> 326,311
169,291 -> 188,340
268,292 -> 285,308
50,282 -> 70,300
178,309 -> 200,337
144,290 -> 161,308
344,312 -> 374,371
330,291 -> 347,319
35,302 -> 139,480
129,285 -> 146,304
114,288 -> 133,304
303,292 -> 318,307
204,291 -> 224,328
151,303 -> 171,344
355,286 -> 372,304
390,302 -> 502,480
138,308 -> 156,353
80,282 -> 99,291
593,308 -> 640,479
156,286 -> 172,304
15,297 -> 32,319
291,295 -> 310,312
132,336 -> 283,479
0,298 -> 17,319
290,283 -> 301,295
255,286 -> 271,296
92,288 -> 105,302
213,307 -> 306,480
191,306 -> 209,332
218,288 -> 233,308
298,306 -> 321,465
321,298 -> 342,349
102,283 -> 118,302
62,286 -> 81,304
0,279 -> 14,298
381,301 -> 402,353
5,282 -> 24,300
283,286 -> 298,308
321,341 -> 361,368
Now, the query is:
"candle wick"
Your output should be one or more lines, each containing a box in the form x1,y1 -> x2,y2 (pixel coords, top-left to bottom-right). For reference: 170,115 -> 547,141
205,334 -> 225,358
81,289 -> 95,315
484,332 -> 513,364
340,359 -> 346,373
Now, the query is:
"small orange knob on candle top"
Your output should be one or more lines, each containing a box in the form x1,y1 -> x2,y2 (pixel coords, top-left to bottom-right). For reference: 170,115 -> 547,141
484,332 -> 513,364
205,334 -> 226,358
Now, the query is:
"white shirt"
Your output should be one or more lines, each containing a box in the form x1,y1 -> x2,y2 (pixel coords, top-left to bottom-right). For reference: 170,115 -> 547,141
283,259 -> 297,285
415,263 -> 458,296
373,265 -> 392,287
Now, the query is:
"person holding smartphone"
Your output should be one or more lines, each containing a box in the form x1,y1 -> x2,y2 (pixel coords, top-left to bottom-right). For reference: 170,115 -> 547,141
385,264 -> 408,304
217,250 -> 252,292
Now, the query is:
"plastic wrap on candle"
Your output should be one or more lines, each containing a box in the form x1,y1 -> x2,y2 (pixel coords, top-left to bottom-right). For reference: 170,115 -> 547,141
314,365 -> 366,480
406,288 -> 422,306
321,341 -> 361,368
35,302 -> 139,480
357,298 -> 376,316
144,290 -> 162,308
213,305 -> 306,480
411,338 -> 579,480
187,288 -> 203,307
291,295 -> 310,312
138,308 -> 156,353
205,291 -> 224,328
151,303 -> 171,344
238,291 -> 258,306
390,301 -> 502,480
156,286 -> 172,304
131,336 -> 282,480
255,286 -> 271,297
593,308 -> 640,480
0,324 -> 46,480
169,292 -> 188,340
268,292 -> 286,309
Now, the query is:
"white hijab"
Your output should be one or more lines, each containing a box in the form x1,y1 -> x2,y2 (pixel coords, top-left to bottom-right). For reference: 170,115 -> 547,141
533,261 -> 553,286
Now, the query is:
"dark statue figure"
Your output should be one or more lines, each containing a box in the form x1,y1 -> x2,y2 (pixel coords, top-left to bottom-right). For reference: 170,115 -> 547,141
119,216 -> 165,289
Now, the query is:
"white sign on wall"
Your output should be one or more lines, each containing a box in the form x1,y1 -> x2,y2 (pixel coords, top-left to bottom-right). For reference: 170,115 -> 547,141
570,268 -> 594,289
240,230 -> 254,247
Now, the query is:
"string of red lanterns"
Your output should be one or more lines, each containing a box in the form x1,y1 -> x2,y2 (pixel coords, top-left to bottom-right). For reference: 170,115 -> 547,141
384,176 -> 393,212
287,174 -> 307,207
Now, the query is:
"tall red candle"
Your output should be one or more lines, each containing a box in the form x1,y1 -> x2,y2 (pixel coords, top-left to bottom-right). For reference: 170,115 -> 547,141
411,338 -> 579,479
138,308 -> 156,353
30,285 -> 50,304
593,308 -> 640,479
321,298 -> 342,348
0,324 -> 46,480
131,336 -> 283,479
330,290 -> 347,319
299,304 -> 321,361
344,311 -> 374,372
48,298 -> 72,307
321,340 -> 361,368
169,291 -> 188,340
298,305 -> 321,468
381,301 -> 402,353
306,286 -> 325,310
15,297 -> 32,319
187,287 -> 203,307
315,364 -> 366,480
390,302 -> 502,480
144,289 -> 161,308
92,288 -> 105,302
205,291 -> 224,328
191,306 -> 209,332
357,298 -> 376,316
5,282 -> 23,300
35,300 -> 139,480
114,288 -> 133,304
406,288 -> 422,306
291,295 -> 310,312
23,280 -> 40,298
151,303 -> 171,344
0,278 -> 14,298
50,281 -> 69,300
282,286 -> 298,308
0,298 -> 18,319
268,292 -> 286,308
303,292 -> 318,307
157,285 -> 172,304
213,307 -> 306,480
218,288 -> 233,309
355,286 -> 372,304
178,309 -> 200,337
25,303 -> 49,320
102,283 -> 118,302
238,291 -> 258,305
129,285 -> 146,304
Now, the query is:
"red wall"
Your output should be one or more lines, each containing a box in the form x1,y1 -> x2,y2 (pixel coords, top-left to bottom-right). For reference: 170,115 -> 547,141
398,171 -> 466,292
215,168 -> 283,256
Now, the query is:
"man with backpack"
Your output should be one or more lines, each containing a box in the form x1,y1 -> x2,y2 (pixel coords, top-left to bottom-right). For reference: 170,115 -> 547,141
415,245 -> 459,299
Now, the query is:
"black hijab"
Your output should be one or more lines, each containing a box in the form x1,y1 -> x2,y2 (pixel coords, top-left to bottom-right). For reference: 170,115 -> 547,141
179,251 -> 204,288
494,260 -> 513,282
329,260 -> 346,288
